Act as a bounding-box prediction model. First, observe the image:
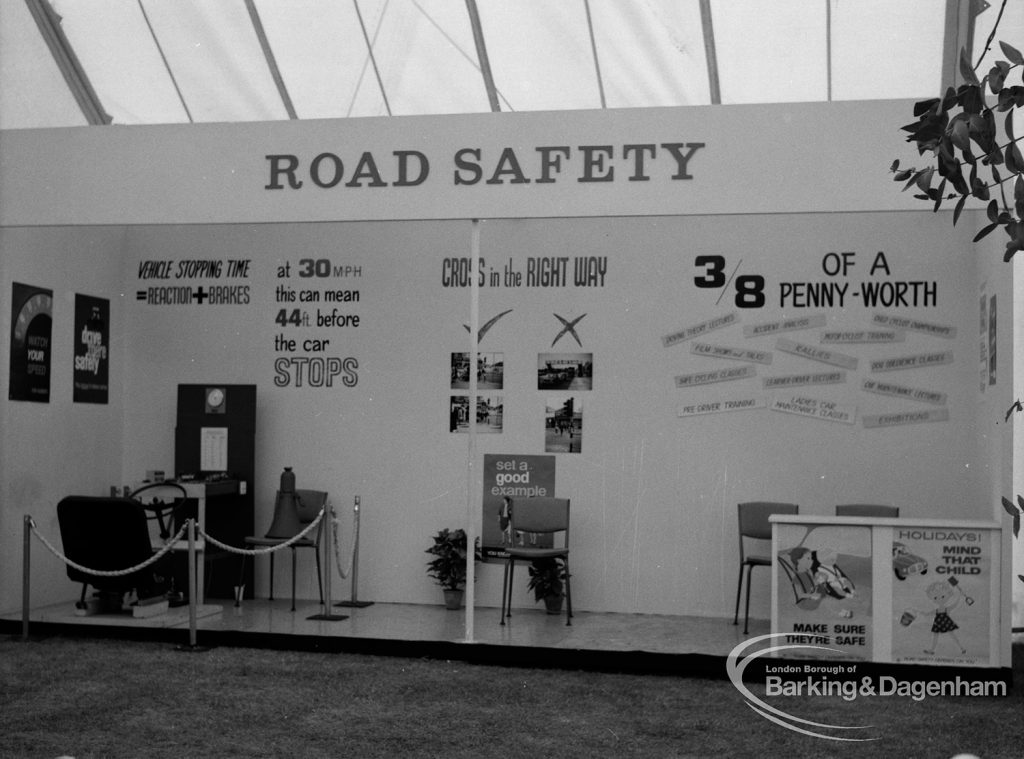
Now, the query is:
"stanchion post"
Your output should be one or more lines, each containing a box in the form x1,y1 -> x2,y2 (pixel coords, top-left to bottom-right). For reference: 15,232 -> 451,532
336,495 -> 373,608
188,518 -> 198,648
307,504 -> 347,621
22,515 -> 31,641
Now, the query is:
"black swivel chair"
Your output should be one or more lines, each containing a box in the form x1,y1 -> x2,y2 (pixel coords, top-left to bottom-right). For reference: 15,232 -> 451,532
57,495 -> 168,609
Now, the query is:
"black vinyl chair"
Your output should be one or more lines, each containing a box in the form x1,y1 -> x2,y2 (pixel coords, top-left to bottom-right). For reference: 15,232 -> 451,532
835,504 -> 899,518
500,496 -> 572,626
733,501 -> 799,635
57,495 -> 168,609
240,489 -> 327,611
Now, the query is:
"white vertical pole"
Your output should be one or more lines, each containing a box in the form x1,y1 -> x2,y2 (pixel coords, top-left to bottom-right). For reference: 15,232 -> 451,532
466,219 -> 480,643
187,518 -> 197,648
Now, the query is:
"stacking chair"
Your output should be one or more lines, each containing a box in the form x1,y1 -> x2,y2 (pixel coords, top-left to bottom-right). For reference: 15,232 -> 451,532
241,489 -> 327,611
57,495 -> 168,609
733,501 -> 798,634
500,497 -> 572,626
835,504 -> 899,518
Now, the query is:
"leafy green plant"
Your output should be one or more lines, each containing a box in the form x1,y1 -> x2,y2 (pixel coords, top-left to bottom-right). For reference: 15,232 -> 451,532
425,528 -> 479,590
891,10 -> 1024,599
526,557 -> 567,602
890,38 -> 1024,260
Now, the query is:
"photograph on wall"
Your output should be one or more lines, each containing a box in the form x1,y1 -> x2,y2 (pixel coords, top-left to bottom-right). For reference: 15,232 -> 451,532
8,282 -> 53,403
890,527 -> 992,666
775,522 -> 873,660
480,453 -> 556,560
544,395 -> 582,453
449,395 -> 503,433
73,294 -> 110,404
538,352 -> 593,390
451,352 -> 504,390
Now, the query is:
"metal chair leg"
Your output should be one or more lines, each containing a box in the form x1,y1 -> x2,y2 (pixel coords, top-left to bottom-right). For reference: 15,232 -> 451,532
733,563 -> 745,625
743,565 -> 754,635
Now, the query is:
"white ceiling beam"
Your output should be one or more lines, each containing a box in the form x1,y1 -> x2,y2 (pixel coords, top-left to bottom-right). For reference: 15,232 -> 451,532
699,0 -> 721,105
23,0 -> 111,125
465,0 -> 501,112
245,0 -> 298,119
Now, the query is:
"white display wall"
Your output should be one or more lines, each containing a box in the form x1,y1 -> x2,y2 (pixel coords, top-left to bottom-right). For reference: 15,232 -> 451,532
0,100 -> 1015,656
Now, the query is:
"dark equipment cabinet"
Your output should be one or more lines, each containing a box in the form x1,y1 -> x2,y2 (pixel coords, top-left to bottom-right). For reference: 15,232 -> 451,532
174,384 -> 256,600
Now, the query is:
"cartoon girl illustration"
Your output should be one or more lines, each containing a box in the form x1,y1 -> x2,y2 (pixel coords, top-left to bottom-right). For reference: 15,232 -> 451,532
919,581 -> 967,655
790,547 -> 856,601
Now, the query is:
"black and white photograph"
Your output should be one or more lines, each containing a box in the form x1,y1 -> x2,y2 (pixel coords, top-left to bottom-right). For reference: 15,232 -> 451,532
2,3 -> 1023,757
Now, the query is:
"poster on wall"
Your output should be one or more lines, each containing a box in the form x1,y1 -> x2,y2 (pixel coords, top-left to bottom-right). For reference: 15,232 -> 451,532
775,522 -> 873,660
480,453 -> 556,560
8,282 -> 53,402
890,527 -> 992,666
73,294 -> 109,404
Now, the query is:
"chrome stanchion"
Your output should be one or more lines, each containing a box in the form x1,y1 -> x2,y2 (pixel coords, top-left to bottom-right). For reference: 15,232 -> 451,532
177,518 -> 209,652
22,515 -> 31,640
336,496 -> 373,608
308,502 -> 347,621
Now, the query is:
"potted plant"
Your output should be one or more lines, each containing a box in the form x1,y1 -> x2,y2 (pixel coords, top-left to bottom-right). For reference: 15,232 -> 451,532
527,557 -> 567,614
425,527 -> 478,609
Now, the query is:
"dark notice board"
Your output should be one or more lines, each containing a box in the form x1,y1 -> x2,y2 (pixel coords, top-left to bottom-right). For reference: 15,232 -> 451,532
175,384 -> 256,600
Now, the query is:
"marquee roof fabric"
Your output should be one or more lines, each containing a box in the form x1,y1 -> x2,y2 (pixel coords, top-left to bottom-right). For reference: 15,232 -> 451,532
0,0 -> 1021,130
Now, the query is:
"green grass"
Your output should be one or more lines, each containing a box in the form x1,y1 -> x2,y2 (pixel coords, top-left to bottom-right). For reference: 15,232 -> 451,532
1,635 -> 1020,758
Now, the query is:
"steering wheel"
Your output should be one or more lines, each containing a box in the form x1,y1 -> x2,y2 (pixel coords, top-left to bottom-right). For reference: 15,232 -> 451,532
129,481 -> 189,541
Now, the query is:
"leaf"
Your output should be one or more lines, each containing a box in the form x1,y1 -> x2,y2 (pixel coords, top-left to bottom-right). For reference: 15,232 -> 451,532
893,169 -> 913,182
974,221 -> 999,242
953,193 -> 968,225
1006,111 -> 1016,143
971,175 -> 990,200
950,117 -> 971,150
932,178 -> 947,211
987,198 -> 1000,223
1000,41 -> 1024,66
1008,142 -> 1024,175
913,98 -> 940,117
1001,496 -> 1020,518
959,49 -> 980,86
889,159 -> 901,172
915,167 -> 935,192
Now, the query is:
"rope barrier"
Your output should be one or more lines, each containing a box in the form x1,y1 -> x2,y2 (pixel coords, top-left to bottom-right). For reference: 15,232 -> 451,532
27,507 -> 324,580
198,507 -> 324,556
27,517 -> 188,577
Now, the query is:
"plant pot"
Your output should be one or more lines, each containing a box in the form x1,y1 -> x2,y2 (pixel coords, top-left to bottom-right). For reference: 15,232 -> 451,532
443,588 -> 464,610
543,594 -> 563,615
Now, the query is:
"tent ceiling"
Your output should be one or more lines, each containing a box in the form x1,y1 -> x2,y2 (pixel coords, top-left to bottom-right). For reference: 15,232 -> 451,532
0,0 -> 1020,130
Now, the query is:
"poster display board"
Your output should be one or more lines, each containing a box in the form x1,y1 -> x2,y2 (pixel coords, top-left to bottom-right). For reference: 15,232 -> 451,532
774,522 -> 873,660
8,282 -> 53,402
73,294 -> 110,404
480,453 -> 555,560
772,516 -> 1001,668
889,525 -> 994,666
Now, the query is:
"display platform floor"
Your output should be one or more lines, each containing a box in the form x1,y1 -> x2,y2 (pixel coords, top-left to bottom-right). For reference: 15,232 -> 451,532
2,598 -> 762,678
